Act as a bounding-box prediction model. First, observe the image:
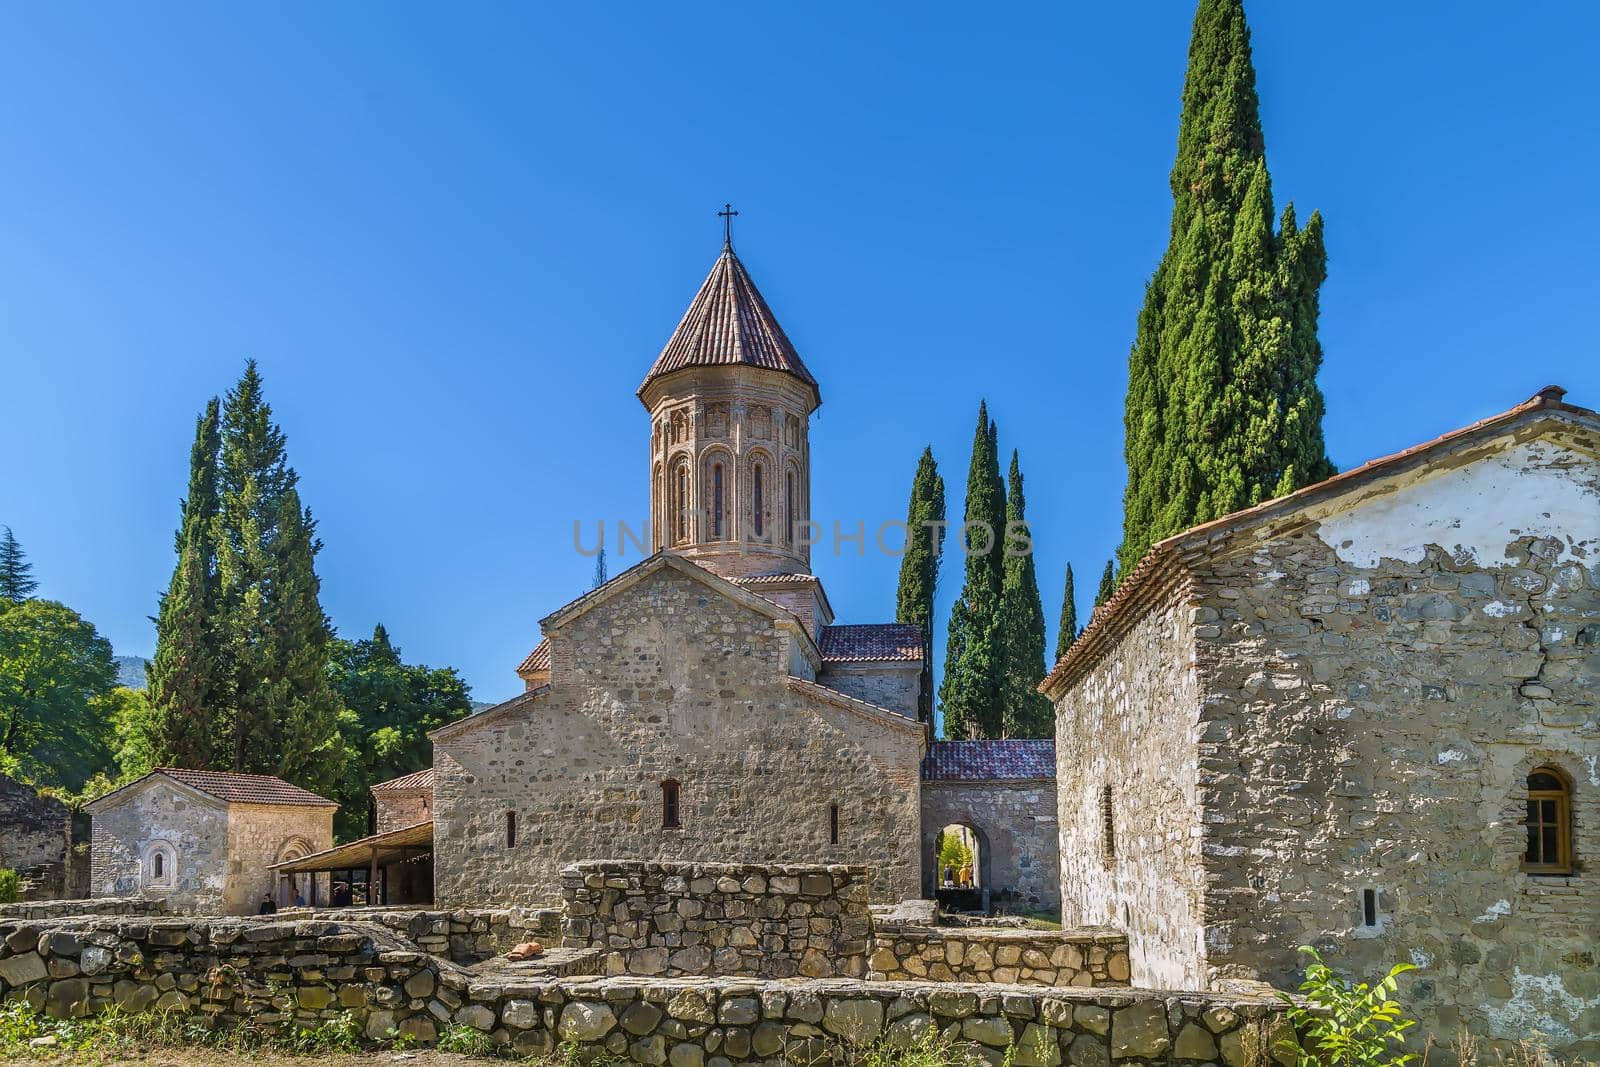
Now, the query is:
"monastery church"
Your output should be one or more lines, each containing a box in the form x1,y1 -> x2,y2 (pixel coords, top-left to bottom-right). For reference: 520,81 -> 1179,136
63,232 -> 1598,1048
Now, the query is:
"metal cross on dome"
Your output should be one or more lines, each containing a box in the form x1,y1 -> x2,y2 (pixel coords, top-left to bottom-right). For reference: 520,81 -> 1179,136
718,203 -> 739,248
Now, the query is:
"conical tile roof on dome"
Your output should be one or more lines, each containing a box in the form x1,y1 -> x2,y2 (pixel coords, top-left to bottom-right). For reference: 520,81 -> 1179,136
638,245 -> 819,403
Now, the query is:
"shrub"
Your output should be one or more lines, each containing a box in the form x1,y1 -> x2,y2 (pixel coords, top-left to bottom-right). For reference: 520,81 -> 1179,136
1278,945 -> 1417,1067
0,868 -> 22,904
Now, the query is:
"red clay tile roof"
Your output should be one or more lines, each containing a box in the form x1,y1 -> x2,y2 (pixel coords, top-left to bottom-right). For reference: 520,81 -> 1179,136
370,769 -> 436,794
819,624 -> 923,663
516,638 -> 550,676
1040,386 -> 1597,698
152,768 -> 338,807
922,740 -> 1056,781
639,247 -> 818,401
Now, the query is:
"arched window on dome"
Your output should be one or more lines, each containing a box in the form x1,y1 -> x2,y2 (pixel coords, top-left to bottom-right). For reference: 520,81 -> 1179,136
785,469 -> 797,546
670,459 -> 691,546
752,461 -> 766,539
1523,766 -> 1573,875
712,463 -> 726,540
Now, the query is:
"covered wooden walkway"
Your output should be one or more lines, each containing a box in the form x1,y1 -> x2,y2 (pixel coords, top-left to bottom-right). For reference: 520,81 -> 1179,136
270,820 -> 433,906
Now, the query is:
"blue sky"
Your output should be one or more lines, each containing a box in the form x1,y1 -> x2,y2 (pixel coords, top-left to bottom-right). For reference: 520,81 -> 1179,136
3,3 -> 1596,707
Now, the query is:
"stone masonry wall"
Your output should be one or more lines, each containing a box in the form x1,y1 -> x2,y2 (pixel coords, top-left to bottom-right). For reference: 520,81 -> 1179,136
1053,575 -> 1207,989
432,565 -> 924,907
816,663 -> 921,718
0,899 -> 166,920
561,861 -> 871,979
868,926 -> 1130,988
375,790 -> 431,834
89,785 -> 230,914
0,914 -> 1296,1064
1192,515 -> 1600,1055
920,780 -> 1060,914
0,774 -> 71,901
223,804 -> 334,915
291,907 -> 563,964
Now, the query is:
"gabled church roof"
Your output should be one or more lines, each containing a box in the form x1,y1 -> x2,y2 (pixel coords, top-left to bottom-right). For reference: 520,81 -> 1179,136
638,246 -> 819,403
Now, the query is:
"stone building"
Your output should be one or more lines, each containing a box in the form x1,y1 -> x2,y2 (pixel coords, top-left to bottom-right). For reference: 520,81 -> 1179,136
919,741 -> 1059,914
0,774 -> 75,900
1044,387 -> 1599,1053
86,768 -> 336,915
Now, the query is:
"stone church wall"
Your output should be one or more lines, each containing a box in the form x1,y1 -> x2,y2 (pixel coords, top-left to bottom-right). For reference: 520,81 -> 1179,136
89,786 -> 230,914
1053,576 -> 1207,989
1191,521 -> 1599,1054
0,774 -> 71,901
432,566 -> 923,908
222,804 -> 334,915
375,789 -> 430,834
919,779 -> 1060,915
817,662 -> 920,718
560,861 -> 872,979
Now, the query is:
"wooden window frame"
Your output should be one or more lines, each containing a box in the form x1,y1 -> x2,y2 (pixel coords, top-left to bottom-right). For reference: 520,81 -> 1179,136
1523,766 -> 1574,876
662,779 -> 681,830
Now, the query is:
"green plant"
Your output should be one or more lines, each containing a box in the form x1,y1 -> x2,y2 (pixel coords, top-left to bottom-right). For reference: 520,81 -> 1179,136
1278,945 -> 1418,1067
440,1022 -> 498,1056
0,867 -> 22,904
286,1011 -> 363,1054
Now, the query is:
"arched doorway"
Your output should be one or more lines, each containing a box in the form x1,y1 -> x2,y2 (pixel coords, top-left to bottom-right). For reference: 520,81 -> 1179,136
274,837 -> 313,908
932,822 -> 990,912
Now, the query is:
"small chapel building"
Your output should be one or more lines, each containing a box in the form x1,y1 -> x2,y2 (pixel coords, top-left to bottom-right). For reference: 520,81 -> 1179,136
1044,386 -> 1599,1049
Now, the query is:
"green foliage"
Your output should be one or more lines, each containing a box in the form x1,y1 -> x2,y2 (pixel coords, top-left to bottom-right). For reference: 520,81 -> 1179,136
101,686 -> 159,782
1093,560 -> 1116,610
895,446 -> 946,724
0,598 -> 117,789
329,624 -> 472,840
997,450 -> 1051,737
935,829 -> 974,874
0,527 -> 39,603
1119,0 -> 1333,577
939,402 -> 1007,739
848,1028 -> 991,1067
1054,563 -> 1078,662
146,363 -> 345,795
1278,946 -> 1417,1067
0,867 -> 21,904
283,1012 -> 363,1054
438,1021 -> 499,1056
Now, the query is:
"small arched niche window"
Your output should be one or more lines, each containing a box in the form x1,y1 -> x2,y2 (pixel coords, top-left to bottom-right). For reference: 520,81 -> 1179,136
1523,767 -> 1573,875
662,779 -> 681,829
143,842 -> 176,888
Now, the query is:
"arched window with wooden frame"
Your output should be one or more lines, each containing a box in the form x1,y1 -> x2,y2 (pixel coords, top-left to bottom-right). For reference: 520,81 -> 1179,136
661,779 -> 682,829
1523,766 -> 1573,875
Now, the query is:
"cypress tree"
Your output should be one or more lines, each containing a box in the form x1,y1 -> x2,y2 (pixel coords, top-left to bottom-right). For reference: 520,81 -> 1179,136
1094,560 -> 1116,610
1119,0 -> 1333,575
145,399 -> 228,769
894,447 -> 945,724
0,527 -> 39,602
1054,564 -> 1078,662
215,362 -> 344,793
997,450 -> 1051,738
939,402 -> 1007,739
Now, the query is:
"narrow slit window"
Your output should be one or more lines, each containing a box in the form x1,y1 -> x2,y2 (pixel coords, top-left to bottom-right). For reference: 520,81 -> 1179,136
1361,888 -> 1377,927
662,780 -> 681,829
1523,767 -> 1573,875
712,464 -> 725,539
785,473 -> 795,545
153,853 -> 164,879
673,463 -> 690,545
1100,784 -> 1115,862
753,464 -> 765,538
505,811 -> 517,849
829,804 -> 840,844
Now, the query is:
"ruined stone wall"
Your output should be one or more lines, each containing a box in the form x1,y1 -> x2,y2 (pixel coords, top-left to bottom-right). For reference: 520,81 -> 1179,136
292,906 -> 562,963
868,925 -> 1128,988
1053,576 -> 1206,989
0,774 -> 71,900
88,785 -> 229,914
0,899 -> 166,920
432,566 -> 924,907
816,663 -> 920,718
920,780 -> 1060,914
560,861 -> 871,979
223,804 -> 334,915
375,790 -> 431,834
1192,509 -> 1600,1055
0,914 -> 1295,1063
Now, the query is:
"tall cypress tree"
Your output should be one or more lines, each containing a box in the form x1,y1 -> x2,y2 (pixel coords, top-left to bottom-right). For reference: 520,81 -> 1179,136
1054,564 -> 1078,662
0,527 -> 39,602
215,362 -> 343,793
997,451 -> 1051,738
939,402 -> 1007,740
1094,560 -> 1116,610
1119,0 -> 1333,575
146,399 -> 227,769
894,447 -> 945,724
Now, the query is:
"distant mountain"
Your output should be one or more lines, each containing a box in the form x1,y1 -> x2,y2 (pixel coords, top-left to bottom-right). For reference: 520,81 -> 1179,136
114,655 -> 149,689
